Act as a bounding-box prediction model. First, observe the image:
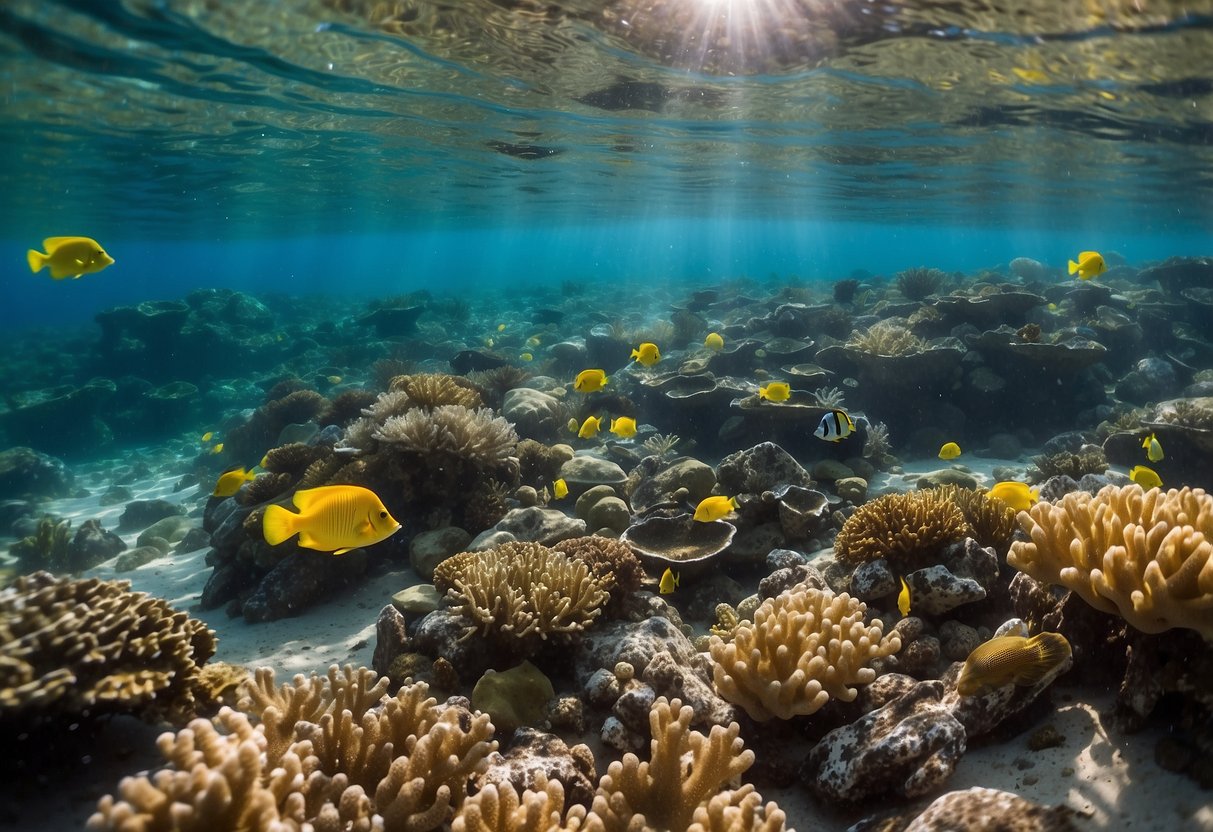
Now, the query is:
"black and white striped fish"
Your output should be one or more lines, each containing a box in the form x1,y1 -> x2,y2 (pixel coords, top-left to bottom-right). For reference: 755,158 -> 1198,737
814,409 -> 855,442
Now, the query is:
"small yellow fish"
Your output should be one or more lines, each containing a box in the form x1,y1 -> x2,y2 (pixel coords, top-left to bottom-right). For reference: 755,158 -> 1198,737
1047,302 -> 1058,312
694,495 -> 738,522
632,342 -> 661,366
704,332 -> 724,351
938,442 -> 962,460
526,336 -> 541,347
898,576 -> 911,617
1068,251 -> 1106,280
987,481 -> 1038,512
574,369 -> 608,393
326,375 -> 342,384
263,484 -> 400,555
956,632 -> 1072,696
1129,465 -> 1163,490
520,352 -> 534,362
497,323 -> 506,332
757,382 -> 791,402
659,567 -> 679,594
27,236 -> 114,280
201,431 -> 214,443
553,478 -> 569,499
578,415 -> 603,439
212,466 -> 256,498
483,337 -> 494,348
211,443 -> 225,455
260,453 -> 270,469
1142,433 -> 1164,462
609,416 -> 637,438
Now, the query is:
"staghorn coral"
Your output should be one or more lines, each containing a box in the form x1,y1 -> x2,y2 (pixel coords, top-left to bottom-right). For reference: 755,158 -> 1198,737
938,484 -> 1019,554
390,372 -> 484,410
896,267 -> 946,300
834,489 -> 971,568
90,666 -> 497,832
0,571 -> 215,723
237,471 -> 294,507
1031,447 -> 1108,481
441,542 -> 610,651
373,406 -> 518,465
551,535 -> 646,611
863,420 -> 893,460
709,585 -> 901,721
1159,398 -> 1213,430
846,319 -> 926,356
641,433 -> 681,460
1007,485 -> 1213,639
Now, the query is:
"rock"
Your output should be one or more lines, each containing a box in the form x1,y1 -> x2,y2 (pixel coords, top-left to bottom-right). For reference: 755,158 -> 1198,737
641,649 -> 736,729
1010,257 -> 1049,281
476,728 -> 596,808
850,559 -> 897,601
575,485 -> 618,521
575,615 -> 699,689
916,469 -> 979,490
940,538 -> 1000,592
726,522 -> 787,563
392,584 -> 443,616
242,550 -> 365,622
943,637 -> 1072,739
587,496 -> 631,534
717,442 -> 814,494
502,388 -> 566,440
471,507 -> 586,549
371,603 -> 410,678
985,432 -> 1023,459
758,563 -> 828,599
559,455 -> 627,489
141,536 -> 172,555
66,519 -> 126,568
619,514 -> 735,577
409,526 -> 472,579
136,515 -> 192,548
835,476 -> 868,503
766,548 -> 808,570
117,499 -> 183,532
98,485 -> 133,506
898,787 -> 1079,831
472,661 -> 555,734
802,680 -> 966,802
939,621 -> 981,662
906,565 -> 987,615
772,485 -> 830,541
601,715 -> 642,752
113,545 -> 164,572
1115,357 -> 1179,405
413,607 -> 494,678
812,459 -> 854,481
0,447 -> 74,501
645,457 -> 717,502
613,683 -> 659,735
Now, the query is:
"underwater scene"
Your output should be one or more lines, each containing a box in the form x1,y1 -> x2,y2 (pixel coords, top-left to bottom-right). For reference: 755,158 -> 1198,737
3,1 -> 1213,830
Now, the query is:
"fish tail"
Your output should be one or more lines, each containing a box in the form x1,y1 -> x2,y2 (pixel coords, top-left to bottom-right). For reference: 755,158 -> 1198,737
26,250 -> 44,273
262,504 -> 299,546
1019,633 -> 1072,684
1067,259 -> 1079,275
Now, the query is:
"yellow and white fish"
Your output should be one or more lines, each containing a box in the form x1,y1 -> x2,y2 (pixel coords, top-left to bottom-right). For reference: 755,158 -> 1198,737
814,409 -> 855,442
27,236 -> 114,280
263,485 -> 400,555
659,567 -> 679,594
1142,433 -> 1164,463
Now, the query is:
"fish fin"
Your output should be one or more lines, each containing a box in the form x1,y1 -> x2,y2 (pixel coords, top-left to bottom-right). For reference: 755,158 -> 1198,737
1067,260 -> 1079,275
331,547 -> 353,555
26,250 -> 44,273
262,504 -> 299,546
292,486 -> 326,510
42,237 -> 79,249
1079,251 -> 1100,260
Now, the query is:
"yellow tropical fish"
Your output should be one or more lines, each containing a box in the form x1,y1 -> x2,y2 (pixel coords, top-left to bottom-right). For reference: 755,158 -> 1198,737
694,495 -> 738,522
553,478 -> 569,499
938,442 -> 961,460
213,466 -> 256,498
631,342 -> 661,366
326,375 -> 342,384
497,323 -> 506,332
526,336 -> 541,347
520,352 -> 534,362
814,409 -> 855,442
956,632 -> 1072,696
987,481 -> 1038,512
609,416 -> 637,438
263,485 -> 400,555
1068,251 -> 1106,280
27,236 -> 114,280
567,418 -> 579,434
1129,465 -> 1162,489
659,567 -> 679,594
201,431 -> 214,443
704,332 -> 724,351
578,415 -> 603,439
574,369 -> 608,393
757,382 -> 791,402
898,576 -> 911,617
1142,433 -> 1164,462
211,443 -> 225,455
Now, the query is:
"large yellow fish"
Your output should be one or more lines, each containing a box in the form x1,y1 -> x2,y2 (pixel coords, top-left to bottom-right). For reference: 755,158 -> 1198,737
263,485 -> 400,555
1067,251 -> 1106,280
213,466 -> 256,498
632,342 -> 661,366
1129,465 -> 1162,489
938,442 -> 961,460
757,382 -> 791,402
609,416 -> 637,438
1142,433 -> 1164,462
956,632 -> 1072,696
987,481 -> 1038,512
27,236 -> 114,280
578,415 -> 603,439
574,369 -> 608,393
694,495 -> 738,522
704,332 -> 724,351
659,567 -> 679,594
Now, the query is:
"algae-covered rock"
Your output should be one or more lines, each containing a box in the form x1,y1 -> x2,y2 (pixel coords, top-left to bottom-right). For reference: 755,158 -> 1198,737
502,388 -> 566,440
392,584 -> 443,616
113,545 -> 166,572
136,515 -> 192,549
472,660 -> 555,734
409,526 -> 472,579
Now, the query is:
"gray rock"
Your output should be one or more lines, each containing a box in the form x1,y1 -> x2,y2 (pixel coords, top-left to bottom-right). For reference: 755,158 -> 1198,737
915,469 -> 979,490
392,584 -> 443,616
851,558 -> 897,601
502,388 -> 566,440
409,526 -> 472,579
559,455 -> 627,488
1115,357 -> 1178,404
113,545 -> 163,572
468,530 -> 518,550
174,526 -> 211,553
940,538 -> 1000,592
476,728 -> 597,808
117,498 -> 183,532
474,507 -> 586,548
587,496 -> 631,534
136,515 -> 192,548
835,476 -> 868,503
812,459 -> 855,481
0,447 -> 74,501
939,621 -> 981,662
372,603 -> 410,678
802,680 -> 967,802
574,615 -> 698,688
413,607 -> 494,678
725,522 -> 787,563
717,442 -> 813,494
613,683 -> 659,734
575,485 -> 618,520
67,519 -> 126,568
758,563 -> 827,599
766,548 -> 808,570
601,715 -> 642,752
641,650 -> 737,729
897,787 -> 1079,832
906,565 -> 987,615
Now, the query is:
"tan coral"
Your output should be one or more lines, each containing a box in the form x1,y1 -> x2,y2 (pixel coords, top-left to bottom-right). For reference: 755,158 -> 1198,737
709,585 -> 901,722
1007,484 -> 1213,639
443,542 -> 610,647
0,571 -> 215,723
845,319 -> 925,356
375,406 -> 518,465
390,373 -> 484,410
834,488 -> 971,568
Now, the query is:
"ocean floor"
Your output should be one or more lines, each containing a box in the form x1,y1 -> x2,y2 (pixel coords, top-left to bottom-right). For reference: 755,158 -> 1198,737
3,449 -> 1212,831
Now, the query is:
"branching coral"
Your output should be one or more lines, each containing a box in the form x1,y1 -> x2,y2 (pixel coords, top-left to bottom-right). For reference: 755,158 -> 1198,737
89,666 -> 497,832
390,372 -> 484,410
374,406 -> 518,465
1032,447 -> 1107,481
834,489 -> 971,568
9,515 -> 72,572
846,320 -> 926,356
1007,485 -> 1213,639
938,484 -> 1018,554
896,267 -> 947,300
812,386 -> 846,409
1158,398 -> 1213,430
0,571 -> 216,723
441,541 -> 610,650
551,535 -> 646,611
863,421 -> 893,460
709,586 -> 901,721
322,389 -> 379,428
641,433 -> 681,460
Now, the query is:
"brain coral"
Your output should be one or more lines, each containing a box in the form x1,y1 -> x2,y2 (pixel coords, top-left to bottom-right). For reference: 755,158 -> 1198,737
834,488 -> 972,568
709,585 -> 901,721
1007,484 -> 1213,639
0,571 -> 215,723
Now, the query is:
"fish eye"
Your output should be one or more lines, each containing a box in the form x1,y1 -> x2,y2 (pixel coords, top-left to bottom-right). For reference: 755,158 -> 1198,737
379,510 -> 387,518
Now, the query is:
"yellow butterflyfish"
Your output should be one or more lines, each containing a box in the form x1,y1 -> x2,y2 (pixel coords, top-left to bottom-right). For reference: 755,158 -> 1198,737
757,382 -> 791,402
553,478 -> 569,499
213,466 -> 257,498
1068,251 -> 1106,280
578,415 -> 603,439
987,481 -> 1038,512
938,442 -> 962,460
609,416 -> 637,438
631,342 -> 661,366
704,332 -> 724,351
898,576 -> 911,617
27,236 -> 114,280
1142,433 -> 1164,462
659,567 -> 679,594
574,369 -> 608,393
263,485 -> 400,555
1129,465 -> 1162,489
694,495 -> 738,522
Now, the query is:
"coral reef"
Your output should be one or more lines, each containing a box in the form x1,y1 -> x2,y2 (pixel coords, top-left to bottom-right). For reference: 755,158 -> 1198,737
9,515 -> 72,572
708,585 -> 901,721
641,432 -> 682,459
846,320 -> 926,356
224,389 -> 329,462
834,489 -> 972,568
938,484 -> 1019,554
370,405 -> 519,465
1031,447 -> 1108,480
390,372 -> 484,410
1008,485 -> 1213,638
551,535 -> 646,612
896,266 -> 946,301
89,666 -> 497,831
1,571 -> 215,723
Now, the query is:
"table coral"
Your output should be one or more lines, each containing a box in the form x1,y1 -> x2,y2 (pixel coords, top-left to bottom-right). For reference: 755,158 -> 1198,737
89,665 -> 497,832
708,584 -> 901,721
834,489 -> 972,568
1007,484 -> 1213,639
0,571 -> 215,724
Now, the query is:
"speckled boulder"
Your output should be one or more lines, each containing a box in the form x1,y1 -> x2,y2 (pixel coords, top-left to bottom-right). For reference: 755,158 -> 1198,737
241,550 -> 366,622
475,728 -> 597,808
850,558 -> 897,601
717,441 -> 813,494
412,606 -> 494,678
574,615 -> 698,688
641,649 -> 736,728
502,388 -> 566,440
905,564 -> 987,616
468,507 -> 586,549
899,787 -> 1079,831
802,679 -> 966,802
67,519 -> 126,568
940,537 -> 1000,592
628,456 -> 717,512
